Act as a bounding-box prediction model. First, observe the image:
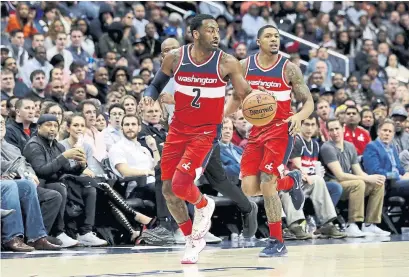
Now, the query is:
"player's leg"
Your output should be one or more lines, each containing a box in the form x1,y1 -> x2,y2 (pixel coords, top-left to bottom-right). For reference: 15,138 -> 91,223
171,134 -> 217,264
265,130 -> 304,210
161,132 -> 192,238
203,144 -> 258,238
258,172 -> 288,257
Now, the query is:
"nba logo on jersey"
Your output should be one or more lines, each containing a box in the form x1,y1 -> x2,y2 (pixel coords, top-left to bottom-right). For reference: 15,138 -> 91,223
182,162 -> 191,171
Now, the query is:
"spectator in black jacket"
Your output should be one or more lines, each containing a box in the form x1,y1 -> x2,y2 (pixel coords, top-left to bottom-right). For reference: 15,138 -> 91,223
23,114 -> 107,247
5,98 -> 37,152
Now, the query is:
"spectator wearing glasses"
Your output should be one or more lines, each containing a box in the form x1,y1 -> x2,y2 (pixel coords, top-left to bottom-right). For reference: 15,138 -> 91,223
102,104 -> 125,151
363,119 -> 409,199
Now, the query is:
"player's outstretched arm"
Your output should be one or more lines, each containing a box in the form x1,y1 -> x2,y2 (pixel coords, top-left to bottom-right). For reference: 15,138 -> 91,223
223,55 -> 252,116
285,62 -> 314,120
143,48 -> 180,103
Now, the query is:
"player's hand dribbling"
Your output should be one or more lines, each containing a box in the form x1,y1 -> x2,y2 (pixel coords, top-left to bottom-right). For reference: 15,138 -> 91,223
143,96 -> 154,107
283,114 -> 302,136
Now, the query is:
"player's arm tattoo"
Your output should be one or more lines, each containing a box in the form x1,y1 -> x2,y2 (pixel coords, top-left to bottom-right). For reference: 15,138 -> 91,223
285,62 -> 311,103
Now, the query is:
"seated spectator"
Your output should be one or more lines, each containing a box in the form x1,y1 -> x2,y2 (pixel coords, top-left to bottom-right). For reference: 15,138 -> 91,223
5,98 -> 37,152
390,106 -> 409,153
25,70 -> 48,102
343,106 -> 371,156
101,104 -> 125,151
78,100 -> 108,163
65,84 -> 87,112
288,114 -> 345,239
6,3 -> 38,38
46,32 -> 73,71
320,119 -> 390,238
1,115 -> 62,251
121,95 -> 139,116
138,101 -> 167,151
1,70 -> 17,100
109,115 -> 159,195
2,57 -> 30,97
1,179 -> 60,251
67,28 -> 91,64
1,114 -> 64,242
219,117 -> 242,185
360,109 -> 377,141
21,46 -> 53,87
316,99 -> 331,141
363,119 -> 409,199
95,113 -> 107,132
60,113 -> 163,243
231,110 -> 248,148
23,114 -> 107,247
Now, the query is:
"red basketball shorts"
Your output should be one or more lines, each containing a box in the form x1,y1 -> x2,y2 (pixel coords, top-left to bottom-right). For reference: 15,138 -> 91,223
240,121 -> 294,178
161,120 -> 220,181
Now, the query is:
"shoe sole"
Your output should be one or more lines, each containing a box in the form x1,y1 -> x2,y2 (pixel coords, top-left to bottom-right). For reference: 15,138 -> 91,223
181,240 -> 206,264
243,202 -> 259,238
191,199 -> 215,240
259,250 -> 288,257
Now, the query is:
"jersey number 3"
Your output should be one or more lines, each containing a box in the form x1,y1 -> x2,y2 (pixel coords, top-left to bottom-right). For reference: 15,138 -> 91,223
191,88 -> 201,108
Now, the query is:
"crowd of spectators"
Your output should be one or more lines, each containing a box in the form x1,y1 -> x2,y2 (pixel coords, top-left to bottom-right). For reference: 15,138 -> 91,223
1,1 -> 409,251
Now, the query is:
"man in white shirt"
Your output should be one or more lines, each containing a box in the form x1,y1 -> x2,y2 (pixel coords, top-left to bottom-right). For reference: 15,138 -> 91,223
109,115 -> 160,188
101,104 -> 125,151
21,46 -> 53,87
46,32 -> 74,71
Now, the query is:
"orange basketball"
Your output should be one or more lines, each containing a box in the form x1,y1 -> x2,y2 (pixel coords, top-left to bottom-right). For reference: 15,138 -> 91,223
242,91 -> 277,126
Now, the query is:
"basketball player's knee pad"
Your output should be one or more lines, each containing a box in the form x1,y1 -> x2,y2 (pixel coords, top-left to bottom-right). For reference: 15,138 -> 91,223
171,169 -> 199,202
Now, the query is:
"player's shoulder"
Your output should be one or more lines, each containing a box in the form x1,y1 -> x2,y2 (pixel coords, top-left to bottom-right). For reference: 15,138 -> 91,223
219,51 -> 238,65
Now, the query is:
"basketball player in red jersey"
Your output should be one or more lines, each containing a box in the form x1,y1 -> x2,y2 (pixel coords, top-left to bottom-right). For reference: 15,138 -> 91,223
225,25 -> 314,257
143,14 -> 260,264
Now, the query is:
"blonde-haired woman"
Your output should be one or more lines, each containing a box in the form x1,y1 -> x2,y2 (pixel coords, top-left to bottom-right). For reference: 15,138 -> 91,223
121,95 -> 138,115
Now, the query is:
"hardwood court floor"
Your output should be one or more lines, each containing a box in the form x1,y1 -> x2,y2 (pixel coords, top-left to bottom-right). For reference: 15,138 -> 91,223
2,236 -> 409,277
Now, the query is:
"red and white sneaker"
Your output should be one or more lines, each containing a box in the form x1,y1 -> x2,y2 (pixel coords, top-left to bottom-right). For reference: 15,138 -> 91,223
192,196 -> 215,240
181,236 -> 206,264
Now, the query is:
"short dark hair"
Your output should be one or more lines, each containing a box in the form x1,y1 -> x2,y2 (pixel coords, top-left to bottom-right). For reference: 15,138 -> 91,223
1,69 -> 13,76
10,29 -> 23,38
77,100 -> 98,113
108,103 -> 125,115
326,118 -> 341,129
257,25 -> 279,39
70,27 -> 83,35
15,98 -> 34,110
302,112 -> 319,127
32,33 -> 44,40
30,69 -> 45,82
190,14 -> 215,35
345,105 -> 359,115
66,113 -> 85,127
360,108 -> 373,118
121,114 -> 141,127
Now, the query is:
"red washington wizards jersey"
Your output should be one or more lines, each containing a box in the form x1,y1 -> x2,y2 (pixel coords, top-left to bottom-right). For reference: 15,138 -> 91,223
245,54 -> 293,135
173,44 -> 227,127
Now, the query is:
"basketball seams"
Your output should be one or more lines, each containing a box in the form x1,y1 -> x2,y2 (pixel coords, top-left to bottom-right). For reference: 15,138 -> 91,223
242,92 -> 277,122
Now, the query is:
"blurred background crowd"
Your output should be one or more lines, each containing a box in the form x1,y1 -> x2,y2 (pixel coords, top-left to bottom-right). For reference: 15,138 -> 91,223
1,1 -> 409,252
